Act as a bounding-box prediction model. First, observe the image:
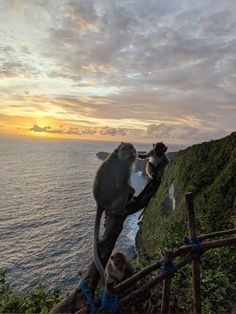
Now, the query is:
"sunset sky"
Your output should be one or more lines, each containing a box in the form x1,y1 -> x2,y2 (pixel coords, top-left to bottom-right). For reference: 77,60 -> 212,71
0,0 -> 235,144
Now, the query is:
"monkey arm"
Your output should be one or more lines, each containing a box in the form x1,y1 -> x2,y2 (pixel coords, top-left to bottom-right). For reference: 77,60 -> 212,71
138,150 -> 153,159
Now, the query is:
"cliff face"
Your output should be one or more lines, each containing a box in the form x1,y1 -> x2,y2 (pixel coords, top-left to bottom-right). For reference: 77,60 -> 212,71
138,132 -> 236,312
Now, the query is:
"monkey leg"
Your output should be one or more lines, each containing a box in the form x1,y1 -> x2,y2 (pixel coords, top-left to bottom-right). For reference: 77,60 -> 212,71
107,189 -> 131,217
147,162 -> 158,179
102,212 -> 124,243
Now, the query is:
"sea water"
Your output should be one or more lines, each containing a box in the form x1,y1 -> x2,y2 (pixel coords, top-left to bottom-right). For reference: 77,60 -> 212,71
0,136 -> 148,292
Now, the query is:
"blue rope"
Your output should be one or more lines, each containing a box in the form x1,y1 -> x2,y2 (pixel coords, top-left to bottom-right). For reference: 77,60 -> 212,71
101,290 -> 119,313
186,236 -> 205,265
79,278 -> 97,314
156,260 -> 176,274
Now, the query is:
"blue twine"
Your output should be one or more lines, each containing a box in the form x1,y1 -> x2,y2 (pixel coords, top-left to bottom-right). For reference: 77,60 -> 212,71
186,236 -> 205,266
101,290 -> 119,313
156,260 -> 176,274
79,278 -> 97,314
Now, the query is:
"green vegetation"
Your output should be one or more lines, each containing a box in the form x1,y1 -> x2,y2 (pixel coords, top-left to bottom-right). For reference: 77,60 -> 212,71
139,131 -> 236,313
0,269 -> 62,313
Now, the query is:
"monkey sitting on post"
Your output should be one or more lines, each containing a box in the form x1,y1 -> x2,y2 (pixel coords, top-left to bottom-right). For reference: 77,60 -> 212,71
93,142 -> 137,286
105,251 -> 134,286
138,142 -> 169,181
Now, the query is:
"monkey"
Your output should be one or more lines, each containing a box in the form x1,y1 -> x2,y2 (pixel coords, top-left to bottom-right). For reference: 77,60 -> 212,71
93,142 -> 137,286
105,251 -> 134,285
138,142 -> 169,180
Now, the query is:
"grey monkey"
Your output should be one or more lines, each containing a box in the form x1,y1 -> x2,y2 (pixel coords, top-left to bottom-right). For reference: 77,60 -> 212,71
93,142 -> 136,285
138,142 -> 169,180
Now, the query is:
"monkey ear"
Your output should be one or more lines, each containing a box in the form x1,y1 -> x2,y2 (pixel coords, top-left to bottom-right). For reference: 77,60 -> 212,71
152,143 -> 155,148
114,148 -> 118,154
165,146 -> 168,152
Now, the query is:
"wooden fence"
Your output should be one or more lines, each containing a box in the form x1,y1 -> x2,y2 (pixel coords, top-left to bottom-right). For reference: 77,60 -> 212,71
53,192 -> 236,314
101,192 -> 236,314
111,193 -> 236,314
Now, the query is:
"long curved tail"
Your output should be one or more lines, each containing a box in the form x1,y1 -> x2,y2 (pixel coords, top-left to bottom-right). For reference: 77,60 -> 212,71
93,207 -> 106,286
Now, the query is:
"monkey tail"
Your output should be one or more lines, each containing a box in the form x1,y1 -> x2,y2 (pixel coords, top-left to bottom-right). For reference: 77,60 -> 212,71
93,207 -> 106,286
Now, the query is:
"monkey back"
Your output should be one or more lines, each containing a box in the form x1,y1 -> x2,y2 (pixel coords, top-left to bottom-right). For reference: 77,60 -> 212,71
93,152 -> 131,208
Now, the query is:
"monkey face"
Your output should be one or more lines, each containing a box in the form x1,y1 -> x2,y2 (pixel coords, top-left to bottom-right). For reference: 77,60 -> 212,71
153,142 -> 168,157
111,252 -> 126,271
115,142 -> 137,165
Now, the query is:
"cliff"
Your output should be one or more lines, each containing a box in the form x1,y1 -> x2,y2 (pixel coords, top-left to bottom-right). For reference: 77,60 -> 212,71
138,131 -> 236,312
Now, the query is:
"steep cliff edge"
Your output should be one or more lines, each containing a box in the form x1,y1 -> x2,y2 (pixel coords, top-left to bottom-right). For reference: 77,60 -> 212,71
139,131 -> 236,312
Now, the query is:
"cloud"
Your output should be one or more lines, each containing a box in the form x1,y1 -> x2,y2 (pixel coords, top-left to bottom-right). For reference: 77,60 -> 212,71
99,127 -> 127,136
29,124 -> 81,135
28,124 -> 142,138
29,125 -> 52,133
145,123 -> 227,142
1,0 -> 236,143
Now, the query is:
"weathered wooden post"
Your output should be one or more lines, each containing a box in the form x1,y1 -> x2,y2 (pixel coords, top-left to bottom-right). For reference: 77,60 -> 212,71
185,192 -> 201,314
161,250 -> 174,314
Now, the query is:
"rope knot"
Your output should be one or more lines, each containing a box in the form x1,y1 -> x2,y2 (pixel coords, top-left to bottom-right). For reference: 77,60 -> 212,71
186,236 -> 204,265
101,290 -> 119,313
79,278 -> 97,314
156,260 -> 176,274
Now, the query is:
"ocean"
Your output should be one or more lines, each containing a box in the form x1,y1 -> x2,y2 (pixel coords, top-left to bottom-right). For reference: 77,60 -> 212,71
0,136 -> 150,292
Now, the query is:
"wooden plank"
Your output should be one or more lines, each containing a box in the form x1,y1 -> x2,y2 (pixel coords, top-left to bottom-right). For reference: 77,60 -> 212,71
199,228 -> 236,241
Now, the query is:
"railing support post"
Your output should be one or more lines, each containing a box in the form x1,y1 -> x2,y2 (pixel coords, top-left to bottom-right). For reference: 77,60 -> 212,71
186,192 -> 201,314
161,250 -> 173,314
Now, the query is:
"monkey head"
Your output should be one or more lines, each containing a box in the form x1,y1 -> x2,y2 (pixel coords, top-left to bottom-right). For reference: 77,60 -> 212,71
110,252 -> 127,271
114,142 -> 137,166
153,142 -> 168,157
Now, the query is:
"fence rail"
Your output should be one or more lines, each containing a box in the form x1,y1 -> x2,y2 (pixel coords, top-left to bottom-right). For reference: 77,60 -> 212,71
62,192 -> 236,314
77,192 -> 236,314
110,192 -> 236,313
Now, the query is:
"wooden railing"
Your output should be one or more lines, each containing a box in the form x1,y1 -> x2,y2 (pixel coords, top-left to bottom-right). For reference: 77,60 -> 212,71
112,192 -> 236,314
52,192 -> 236,314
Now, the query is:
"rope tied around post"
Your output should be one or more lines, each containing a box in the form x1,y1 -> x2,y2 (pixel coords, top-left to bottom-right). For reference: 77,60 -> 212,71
186,236 -> 205,266
101,290 -> 119,313
156,260 -> 176,274
78,278 -> 97,314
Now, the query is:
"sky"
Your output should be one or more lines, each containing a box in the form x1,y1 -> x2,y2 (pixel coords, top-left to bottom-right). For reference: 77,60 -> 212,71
0,0 -> 235,145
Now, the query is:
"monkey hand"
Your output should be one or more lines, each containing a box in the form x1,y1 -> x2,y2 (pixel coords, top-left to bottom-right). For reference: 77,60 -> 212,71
137,153 -> 146,159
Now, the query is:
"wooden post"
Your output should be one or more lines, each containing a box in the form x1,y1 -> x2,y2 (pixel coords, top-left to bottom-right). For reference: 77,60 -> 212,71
161,250 -> 173,314
185,192 -> 201,314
